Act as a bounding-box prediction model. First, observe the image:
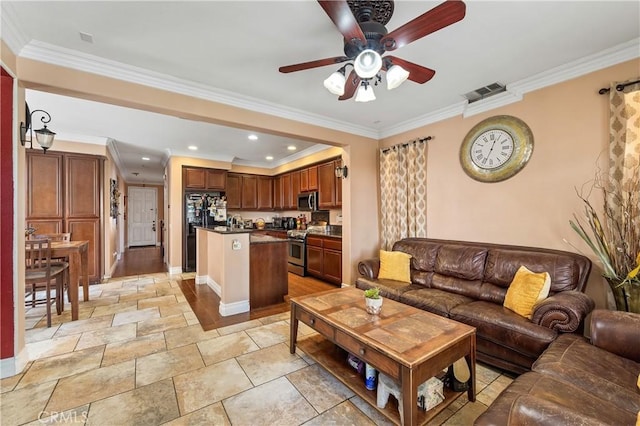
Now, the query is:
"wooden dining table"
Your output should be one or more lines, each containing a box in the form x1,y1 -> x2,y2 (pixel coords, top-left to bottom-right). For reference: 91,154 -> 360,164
50,240 -> 90,320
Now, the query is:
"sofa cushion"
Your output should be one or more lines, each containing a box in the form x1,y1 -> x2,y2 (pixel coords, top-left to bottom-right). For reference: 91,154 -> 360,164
474,371 -> 638,426
400,288 -> 473,317
450,301 -> 557,358
392,239 -> 440,273
503,266 -> 551,319
434,245 -> 487,281
378,250 -> 412,283
532,333 -> 640,413
355,277 -> 414,302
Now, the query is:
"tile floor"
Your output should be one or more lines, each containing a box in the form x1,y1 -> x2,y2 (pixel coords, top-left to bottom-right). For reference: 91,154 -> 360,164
1,273 -> 513,425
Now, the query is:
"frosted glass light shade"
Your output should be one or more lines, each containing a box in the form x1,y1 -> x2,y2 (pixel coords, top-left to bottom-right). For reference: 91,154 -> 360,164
355,84 -> 376,102
323,71 -> 346,96
34,126 -> 56,149
386,64 -> 410,90
354,50 -> 382,79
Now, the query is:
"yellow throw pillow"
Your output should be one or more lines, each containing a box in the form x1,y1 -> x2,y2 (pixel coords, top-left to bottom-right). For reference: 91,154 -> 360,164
503,266 -> 551,319
378,250 -> 412,283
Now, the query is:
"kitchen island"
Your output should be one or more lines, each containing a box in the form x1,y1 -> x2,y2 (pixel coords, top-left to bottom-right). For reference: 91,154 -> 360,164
195,227 -> 288,316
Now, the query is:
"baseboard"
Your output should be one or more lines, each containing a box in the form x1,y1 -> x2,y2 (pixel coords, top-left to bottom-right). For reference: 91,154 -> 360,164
205,278 -> 221,297
0,347 -> 29,379
219,299 -> 250,317
168,266 -> 182,275
340,282 -> 350,288
195,274 -> 208,285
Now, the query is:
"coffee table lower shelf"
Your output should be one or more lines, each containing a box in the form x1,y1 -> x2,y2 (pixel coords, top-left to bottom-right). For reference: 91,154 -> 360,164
297,334 -> 462,425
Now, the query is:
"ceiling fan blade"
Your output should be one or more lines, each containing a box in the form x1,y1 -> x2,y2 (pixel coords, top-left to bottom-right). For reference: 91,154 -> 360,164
279,56 -> 350,73
383,56 -> 436,84
318,0 -> 366,45
381,0 -> 466,52
339,71 -> 360,101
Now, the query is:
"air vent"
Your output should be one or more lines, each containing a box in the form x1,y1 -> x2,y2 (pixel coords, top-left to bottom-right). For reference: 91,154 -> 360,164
464,82 -> 506,104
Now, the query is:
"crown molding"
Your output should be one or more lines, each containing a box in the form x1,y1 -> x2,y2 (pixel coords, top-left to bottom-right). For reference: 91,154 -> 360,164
56,133 -> 110,146
0,3 -> 29,55
107,138 -> 128,178
380,37 -> 640,138
19,41 -> 379,140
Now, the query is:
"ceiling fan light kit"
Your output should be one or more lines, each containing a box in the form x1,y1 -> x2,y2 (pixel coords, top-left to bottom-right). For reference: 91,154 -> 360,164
281,0 -> 466,103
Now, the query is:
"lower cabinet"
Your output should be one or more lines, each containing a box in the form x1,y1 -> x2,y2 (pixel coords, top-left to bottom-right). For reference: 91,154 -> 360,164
306,236 -> 342,285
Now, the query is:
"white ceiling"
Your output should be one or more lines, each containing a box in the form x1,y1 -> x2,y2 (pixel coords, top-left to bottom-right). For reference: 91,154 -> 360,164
3,1 -> 639,184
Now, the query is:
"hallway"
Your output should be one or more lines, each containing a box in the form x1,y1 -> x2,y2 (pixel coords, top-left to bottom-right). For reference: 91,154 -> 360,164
111,246 -> 167,278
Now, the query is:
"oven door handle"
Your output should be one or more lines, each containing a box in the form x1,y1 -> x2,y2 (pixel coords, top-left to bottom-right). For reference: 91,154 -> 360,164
288,238 -> 305,243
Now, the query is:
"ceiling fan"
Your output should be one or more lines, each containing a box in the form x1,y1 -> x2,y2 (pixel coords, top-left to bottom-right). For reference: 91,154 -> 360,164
279,0 -> 466,102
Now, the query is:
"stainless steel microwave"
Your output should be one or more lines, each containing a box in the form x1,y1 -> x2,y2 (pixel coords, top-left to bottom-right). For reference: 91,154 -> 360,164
297,192 -> 318,211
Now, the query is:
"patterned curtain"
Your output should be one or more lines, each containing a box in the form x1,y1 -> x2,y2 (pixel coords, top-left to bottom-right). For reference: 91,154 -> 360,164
607,79 -> 640,279
379,139 -> 428,250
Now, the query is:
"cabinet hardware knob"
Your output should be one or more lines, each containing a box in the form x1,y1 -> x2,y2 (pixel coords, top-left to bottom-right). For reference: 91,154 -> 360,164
310,319 -> 315,325
359,348 -> 365,355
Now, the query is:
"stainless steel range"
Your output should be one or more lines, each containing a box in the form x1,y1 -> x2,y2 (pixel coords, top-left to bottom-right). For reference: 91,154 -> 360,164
287,229 -> 308,276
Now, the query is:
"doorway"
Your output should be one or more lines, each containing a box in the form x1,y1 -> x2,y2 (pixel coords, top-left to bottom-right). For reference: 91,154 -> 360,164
128,186 -> 157,247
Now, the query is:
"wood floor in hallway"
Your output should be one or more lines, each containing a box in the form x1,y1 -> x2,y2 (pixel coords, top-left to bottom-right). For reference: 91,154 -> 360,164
111,246 -> 337,330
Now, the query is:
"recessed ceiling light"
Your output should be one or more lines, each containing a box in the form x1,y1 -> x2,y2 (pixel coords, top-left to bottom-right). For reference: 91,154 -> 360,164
188,146 -> 198,150
266,156 -> 274,161
141,157 -> 150,161
287,145 -> 297,151
248,134 -> 258,141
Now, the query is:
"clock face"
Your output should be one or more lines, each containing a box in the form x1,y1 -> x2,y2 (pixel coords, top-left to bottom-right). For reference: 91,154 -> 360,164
459,115 -> 534,183
470,129 -> 514,170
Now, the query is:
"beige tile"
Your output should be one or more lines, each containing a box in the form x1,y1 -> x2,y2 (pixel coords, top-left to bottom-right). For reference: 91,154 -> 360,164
90,300 -> 138,317
0,381 -> 57,425
99,289 -> 139,299
135,344 -> 204,387
164,324 -> 219,349
25,324 -> 60,343
156,286 -> 185,296
54,315 -> 114,337
476,363 -> 503,387
183,311 -> 200,326
75,323 -> 137,350
259,311 -> 291,325
101,332 -> 166,367
349,396 -> 395,426
441,401 -> 488,425
427,405 -> 457,425
26,334 -> 80,361
216,319 -> 263,335
111,306 -> 160,326
236,342 -> 307,386
196,331 -> 260,365
159,302 -> 193,317
23,404 -> 90,425
39,307 -> 96,327
137,294 -> 178,310
304,400 -> 376,426
82,295 -> 119,307
45,360 -> 135,413
85,378 -> 179,426
18,346 -> 104,389
173,358 -> 253,415
1,372 -> 23,394
287,364 -> 355,413
245,320 -> 290,348
136,313 -> 187,336
223,376 -> 317,425
162,402 -> 230,426
476,375 -> 513,407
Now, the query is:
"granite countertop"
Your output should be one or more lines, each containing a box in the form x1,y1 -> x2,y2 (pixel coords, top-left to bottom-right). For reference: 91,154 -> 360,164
307,231 -> 342,239
196,226 -> 253,235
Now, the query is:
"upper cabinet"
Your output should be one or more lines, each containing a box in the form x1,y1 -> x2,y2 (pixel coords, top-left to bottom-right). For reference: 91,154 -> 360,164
318,159 -> 342,209
183,167 -> 226,191
300,166 -> 318,192
257,176 -> 273,210
226,173 -> 242,209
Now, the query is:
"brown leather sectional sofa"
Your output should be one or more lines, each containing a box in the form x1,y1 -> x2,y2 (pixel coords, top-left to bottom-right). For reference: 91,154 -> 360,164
356,238 -> 594,375
475,309 -> 640,425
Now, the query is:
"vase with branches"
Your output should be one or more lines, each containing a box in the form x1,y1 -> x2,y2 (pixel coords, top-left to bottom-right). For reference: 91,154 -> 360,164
569,166 -> 640,312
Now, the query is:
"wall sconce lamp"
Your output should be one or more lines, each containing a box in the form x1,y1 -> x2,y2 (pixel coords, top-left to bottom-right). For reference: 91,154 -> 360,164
335,164 -> 348,179
20,103 -> 56,153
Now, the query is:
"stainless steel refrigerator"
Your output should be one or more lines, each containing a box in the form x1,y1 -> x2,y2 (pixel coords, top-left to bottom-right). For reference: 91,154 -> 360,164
184,192 -> 227,272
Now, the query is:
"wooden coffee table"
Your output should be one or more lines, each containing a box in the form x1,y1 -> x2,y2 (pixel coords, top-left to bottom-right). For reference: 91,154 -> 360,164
290,287 -> 476,425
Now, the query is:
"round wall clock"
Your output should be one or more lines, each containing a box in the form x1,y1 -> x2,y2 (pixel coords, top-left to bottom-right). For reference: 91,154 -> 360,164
459,115 -> 534,183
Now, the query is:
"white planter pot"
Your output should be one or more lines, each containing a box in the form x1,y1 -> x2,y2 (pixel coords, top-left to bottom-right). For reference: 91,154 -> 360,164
365,297 -> 383,315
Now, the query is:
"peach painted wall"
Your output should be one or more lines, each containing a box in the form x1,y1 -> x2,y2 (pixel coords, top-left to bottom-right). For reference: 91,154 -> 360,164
380,59 -> 640,310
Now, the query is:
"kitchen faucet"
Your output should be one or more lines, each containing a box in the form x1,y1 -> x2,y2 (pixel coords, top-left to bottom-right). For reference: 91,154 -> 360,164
231,214 -> 243,229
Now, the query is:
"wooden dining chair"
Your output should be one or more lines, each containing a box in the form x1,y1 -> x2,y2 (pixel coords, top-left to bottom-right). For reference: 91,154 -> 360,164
25,239 -> 69,327
32,233 -> 71,301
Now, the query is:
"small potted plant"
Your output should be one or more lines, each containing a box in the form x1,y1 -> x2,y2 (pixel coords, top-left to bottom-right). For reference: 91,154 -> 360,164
364,287 -> 383,315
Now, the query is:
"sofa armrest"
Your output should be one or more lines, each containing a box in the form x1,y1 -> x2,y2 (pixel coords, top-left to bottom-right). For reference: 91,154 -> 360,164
590,309 -> 640,362
531,291 -> 595,333
508,395 -> 606,426
358,258 -> 380,280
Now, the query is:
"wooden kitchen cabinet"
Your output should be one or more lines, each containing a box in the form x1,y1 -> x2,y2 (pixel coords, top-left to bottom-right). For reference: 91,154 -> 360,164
334,160 -> 342,207
308,166 -> 318,191
257,176 -> 273,210
26,151 -> 104,283
226,173 -> 242,209
183,167 -> 227,191
305,235 -> 342,285
241,175 -> 258,209
282,173 -> 291,209
318,161 -> 336,209
273,175 -> 282,210
291,170 -> 301,203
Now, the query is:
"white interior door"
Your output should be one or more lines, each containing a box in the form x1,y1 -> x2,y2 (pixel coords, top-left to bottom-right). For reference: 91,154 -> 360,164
128,187 -> 157,247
